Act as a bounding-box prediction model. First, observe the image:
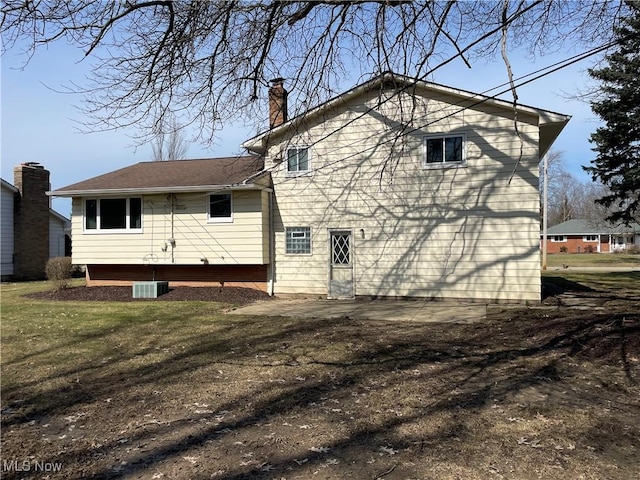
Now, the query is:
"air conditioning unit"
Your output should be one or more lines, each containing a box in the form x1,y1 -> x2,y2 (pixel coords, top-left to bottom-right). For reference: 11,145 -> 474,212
132,281 -> 170,298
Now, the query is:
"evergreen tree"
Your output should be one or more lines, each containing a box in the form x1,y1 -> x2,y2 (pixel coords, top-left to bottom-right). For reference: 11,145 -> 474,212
585,1 -> 640,224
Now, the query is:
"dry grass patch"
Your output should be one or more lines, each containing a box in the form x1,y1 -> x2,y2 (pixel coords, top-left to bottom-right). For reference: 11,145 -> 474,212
1,278 -> 639,479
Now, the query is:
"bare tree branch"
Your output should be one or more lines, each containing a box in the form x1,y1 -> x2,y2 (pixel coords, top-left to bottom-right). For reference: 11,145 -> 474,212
0,0 -> 631,145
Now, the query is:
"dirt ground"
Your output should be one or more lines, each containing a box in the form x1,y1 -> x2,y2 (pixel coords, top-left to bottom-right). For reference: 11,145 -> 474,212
2,283 -> 639,479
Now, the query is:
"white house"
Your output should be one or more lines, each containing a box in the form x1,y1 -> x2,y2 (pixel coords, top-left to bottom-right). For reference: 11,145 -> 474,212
1,178 -> 19,278
1,164 -> 71,280
50,73 -> 569,302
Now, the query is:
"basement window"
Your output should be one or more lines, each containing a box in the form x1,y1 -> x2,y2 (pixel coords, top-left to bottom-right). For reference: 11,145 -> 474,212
285,227 -> 311,254
85,198 -> 142,232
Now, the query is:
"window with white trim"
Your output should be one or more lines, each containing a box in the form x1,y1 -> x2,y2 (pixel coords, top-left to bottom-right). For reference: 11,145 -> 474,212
551,235 -> 567,242
285,227 -> 311,254
85,198 -> 142,232
208,193 -> 233,223
583,235 -> 598,242
286,147 -> 310,174
424,134 -> 465,166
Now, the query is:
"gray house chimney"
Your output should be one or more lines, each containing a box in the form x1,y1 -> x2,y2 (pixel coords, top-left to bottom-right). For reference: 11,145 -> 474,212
268,78 -> 288,128
13,163 -> 50,280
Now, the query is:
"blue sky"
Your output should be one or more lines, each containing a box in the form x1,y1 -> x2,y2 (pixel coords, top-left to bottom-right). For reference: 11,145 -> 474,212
2,39 -> 602,216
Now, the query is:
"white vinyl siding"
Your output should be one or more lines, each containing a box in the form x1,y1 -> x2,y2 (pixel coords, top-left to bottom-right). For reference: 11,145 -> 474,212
1,185 -> 15,276
267,87 -> 543,302
71,190 -> 268,265
49,216 -> 68,258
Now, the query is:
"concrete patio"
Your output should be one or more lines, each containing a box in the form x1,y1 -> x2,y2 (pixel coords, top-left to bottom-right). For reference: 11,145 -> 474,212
228,297 -> 492,323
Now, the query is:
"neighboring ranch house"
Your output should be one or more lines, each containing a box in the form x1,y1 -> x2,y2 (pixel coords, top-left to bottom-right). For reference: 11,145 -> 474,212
544,218 -> 640,254
1,163 -> 71,280
51,73 -> 569,302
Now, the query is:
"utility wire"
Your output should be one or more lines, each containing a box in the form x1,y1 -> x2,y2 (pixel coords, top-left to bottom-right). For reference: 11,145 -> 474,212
259,37 -> 620,189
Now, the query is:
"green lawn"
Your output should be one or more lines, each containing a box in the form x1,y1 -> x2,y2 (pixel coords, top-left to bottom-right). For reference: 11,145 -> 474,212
544,252 -> 640,268
1,278 -> 639,479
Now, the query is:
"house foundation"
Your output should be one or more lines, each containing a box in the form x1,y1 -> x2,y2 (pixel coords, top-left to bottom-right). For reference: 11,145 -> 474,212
85,264 -> 268,291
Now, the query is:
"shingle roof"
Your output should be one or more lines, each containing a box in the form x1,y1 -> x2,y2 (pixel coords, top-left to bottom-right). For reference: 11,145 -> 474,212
51,156 -> 265,196
546,218 -> 640,235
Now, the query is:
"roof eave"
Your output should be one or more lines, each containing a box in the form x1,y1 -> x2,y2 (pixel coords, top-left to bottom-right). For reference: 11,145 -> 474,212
48,183 -> 267,198
539,115 -> 571,158
1,178 -> 19,193
49,208 -> 70,223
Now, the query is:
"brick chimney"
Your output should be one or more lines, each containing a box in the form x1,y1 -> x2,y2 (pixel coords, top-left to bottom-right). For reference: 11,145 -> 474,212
13,163 -> 50,280
268,78 -> 288,128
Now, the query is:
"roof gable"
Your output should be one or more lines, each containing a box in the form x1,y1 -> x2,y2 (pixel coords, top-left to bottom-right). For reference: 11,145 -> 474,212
50,156 -> 264,196
243,72 -> 570,155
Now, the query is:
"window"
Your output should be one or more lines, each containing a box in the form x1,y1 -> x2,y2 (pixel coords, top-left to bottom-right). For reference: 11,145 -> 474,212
287,147 -> 310,174
424,134 -> 465,166
551,236 -> 567,242
208,193 -> 233,222
583,235 -> 598,242
285,227 -> 311,254
85,198 -> 142,232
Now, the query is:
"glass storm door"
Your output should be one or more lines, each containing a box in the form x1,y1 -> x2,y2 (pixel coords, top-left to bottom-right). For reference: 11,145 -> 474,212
329,230 -> 354,299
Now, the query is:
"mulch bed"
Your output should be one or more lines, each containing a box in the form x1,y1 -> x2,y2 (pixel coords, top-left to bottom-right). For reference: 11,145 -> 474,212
24,286 -> 272,305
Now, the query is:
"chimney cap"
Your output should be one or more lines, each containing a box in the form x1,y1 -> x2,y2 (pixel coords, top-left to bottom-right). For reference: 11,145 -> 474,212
23,162 -> 43,168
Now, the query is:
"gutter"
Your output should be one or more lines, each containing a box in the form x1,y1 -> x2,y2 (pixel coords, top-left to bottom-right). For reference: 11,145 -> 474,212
47,183 -> 270,198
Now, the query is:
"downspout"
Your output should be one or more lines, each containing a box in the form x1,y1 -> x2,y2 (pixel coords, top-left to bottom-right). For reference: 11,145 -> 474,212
268,190 -> 275,296
541,153 -> 548,271
170,194 -> 176,264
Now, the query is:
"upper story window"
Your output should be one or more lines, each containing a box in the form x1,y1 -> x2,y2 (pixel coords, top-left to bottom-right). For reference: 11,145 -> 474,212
85,198 -> 142,232
287,147 -> 310,174
208,193 -> 233,223
551,235 -> 567,242
424,133 -> 465,167
285,227 -> 311,254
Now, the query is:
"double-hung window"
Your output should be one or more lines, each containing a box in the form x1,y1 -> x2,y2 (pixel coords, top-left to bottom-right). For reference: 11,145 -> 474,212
285,227 -> 311,254
424,133 -> 465,166
287,147 -> 310,174
85,198 -> 142,232
208,193 -> 233,223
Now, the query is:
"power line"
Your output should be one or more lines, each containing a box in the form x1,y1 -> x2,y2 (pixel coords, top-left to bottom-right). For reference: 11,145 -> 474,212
262,38 -> 618,189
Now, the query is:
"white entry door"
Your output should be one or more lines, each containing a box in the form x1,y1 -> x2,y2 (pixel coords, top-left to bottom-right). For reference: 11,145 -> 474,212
328,230 -> 354,299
